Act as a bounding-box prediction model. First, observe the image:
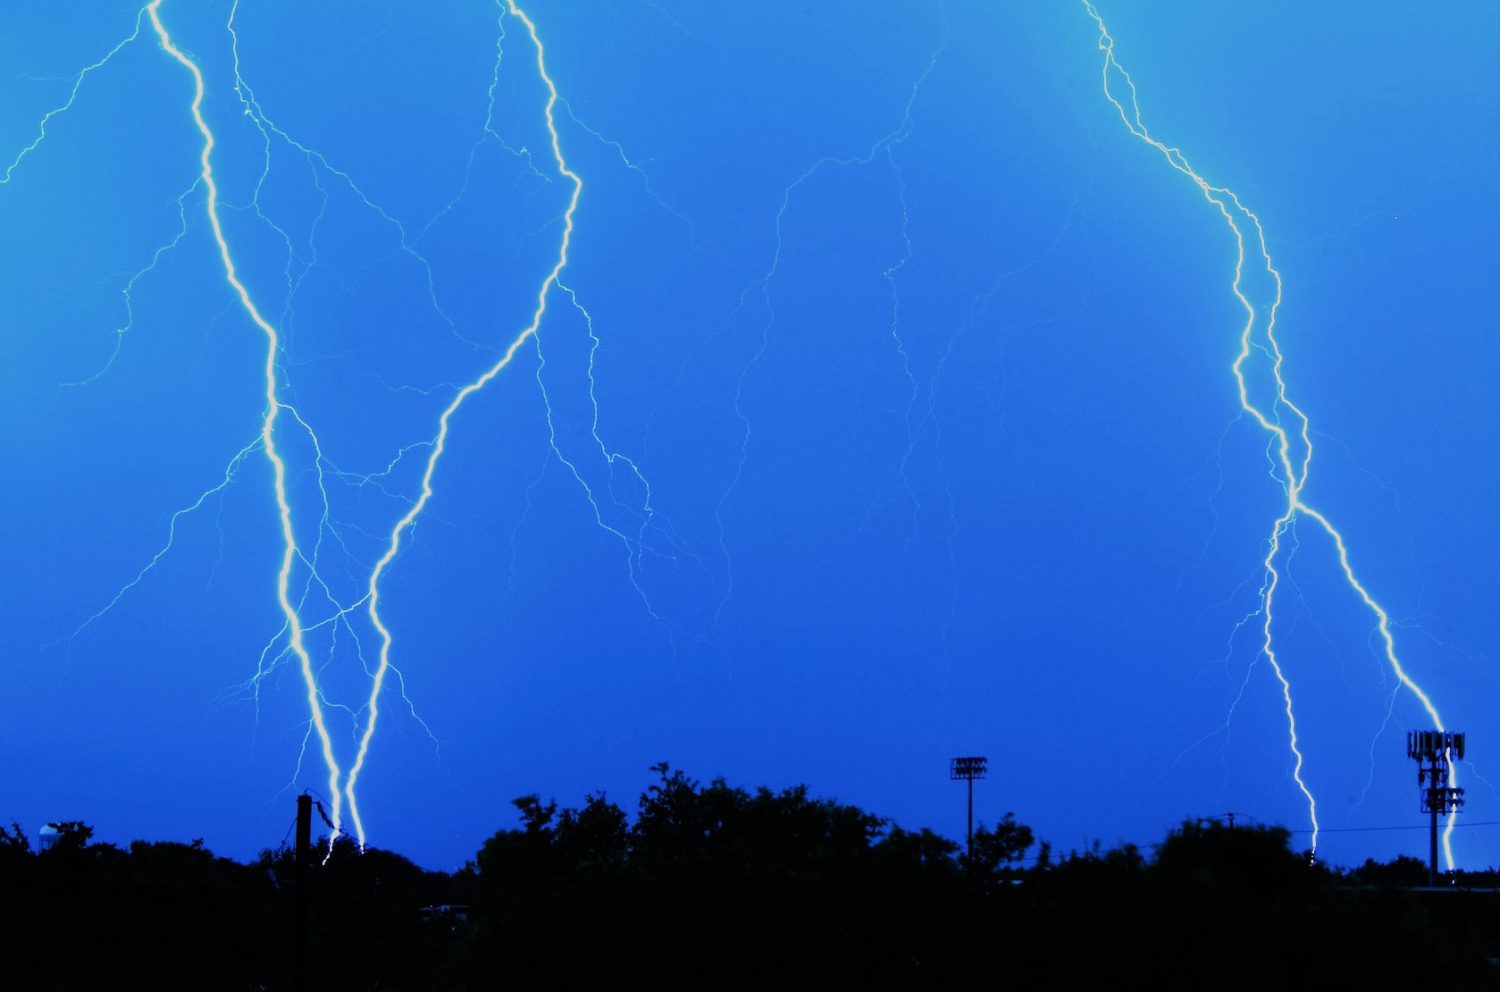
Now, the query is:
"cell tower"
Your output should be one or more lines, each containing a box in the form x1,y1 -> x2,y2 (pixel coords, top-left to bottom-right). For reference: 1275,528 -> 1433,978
1406,730 -> 1465,886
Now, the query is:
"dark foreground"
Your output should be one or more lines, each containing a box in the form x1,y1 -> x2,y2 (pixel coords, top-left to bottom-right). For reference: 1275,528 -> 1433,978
5,765 -> 1498,990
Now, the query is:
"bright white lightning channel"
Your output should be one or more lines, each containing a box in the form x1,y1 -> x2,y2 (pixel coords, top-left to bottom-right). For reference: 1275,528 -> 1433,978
343,0 -> 581,850
26,0 -> 640,851
1083,3 -> 1459,866
146,1 -> 347,840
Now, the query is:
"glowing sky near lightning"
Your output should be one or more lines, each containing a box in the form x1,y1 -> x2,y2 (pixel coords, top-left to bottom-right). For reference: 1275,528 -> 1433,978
1,2 -> 1496,870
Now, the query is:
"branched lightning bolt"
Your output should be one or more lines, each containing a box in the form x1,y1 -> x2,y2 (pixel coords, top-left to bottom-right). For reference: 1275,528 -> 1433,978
709,37 -> 945,631
343,0 -> 579,849
1,10 -> 146,186
230,407 -> 437,755
2,9 -> 191,388
77,0 -> 633,850
145,0 -> 346,841
58,436 -> 261,647
225,0 -> 484,357
1084,2 -> 1458,865
61,179 -> 201,387
556,97 -> 698,241
421,1 -> 555,242
532,282 -> 675,627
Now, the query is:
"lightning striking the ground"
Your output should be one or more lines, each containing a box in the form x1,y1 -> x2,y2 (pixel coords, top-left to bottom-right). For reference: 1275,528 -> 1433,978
145,0 -> 348,839
8,1 -> 1482,873
1083,2 -> 1459,866
344,0 -> 581,849
16,0 -> 662,851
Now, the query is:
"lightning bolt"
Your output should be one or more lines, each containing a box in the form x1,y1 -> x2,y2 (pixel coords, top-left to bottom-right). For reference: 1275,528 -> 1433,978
710,36 -> 945,632
59,436 -> 261,648
145,0 -> 346,842
1084,2 -> 1458,866
343,0 -> 580,849
35,0 -> 651,852
1,10 -> 146,187
61,179 -> 201,388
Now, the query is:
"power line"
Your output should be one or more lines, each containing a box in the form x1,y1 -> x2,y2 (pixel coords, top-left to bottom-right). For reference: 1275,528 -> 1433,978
1284,820 -> 1500,835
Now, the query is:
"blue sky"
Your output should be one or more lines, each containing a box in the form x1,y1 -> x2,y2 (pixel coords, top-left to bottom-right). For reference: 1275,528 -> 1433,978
2,1 -> 1496,870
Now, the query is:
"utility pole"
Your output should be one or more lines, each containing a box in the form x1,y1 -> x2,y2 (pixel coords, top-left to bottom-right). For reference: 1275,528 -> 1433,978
294,793 -> 312,992
1407,731 -> 1465,886
949,756 -> 988,859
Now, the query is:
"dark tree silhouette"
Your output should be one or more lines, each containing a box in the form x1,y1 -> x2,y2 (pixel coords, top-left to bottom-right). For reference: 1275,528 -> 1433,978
4,775 -> 1499,990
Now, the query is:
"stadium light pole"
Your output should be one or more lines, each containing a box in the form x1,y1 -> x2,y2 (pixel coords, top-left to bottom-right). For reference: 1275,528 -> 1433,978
950,756 -> 988,859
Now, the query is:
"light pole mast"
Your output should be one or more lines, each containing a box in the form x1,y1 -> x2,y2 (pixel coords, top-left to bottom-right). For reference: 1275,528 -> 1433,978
950,756 -> 988,859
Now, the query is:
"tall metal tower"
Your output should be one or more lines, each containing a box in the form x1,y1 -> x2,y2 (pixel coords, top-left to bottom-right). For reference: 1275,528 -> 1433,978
1407,730 -> 1465,886
950,756 -> 988,859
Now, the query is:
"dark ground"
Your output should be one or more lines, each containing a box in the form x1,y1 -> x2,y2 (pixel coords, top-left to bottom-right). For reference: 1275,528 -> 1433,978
5,765 -> 1498,990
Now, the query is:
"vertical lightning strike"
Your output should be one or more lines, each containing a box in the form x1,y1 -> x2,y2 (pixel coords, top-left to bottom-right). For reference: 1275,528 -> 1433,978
1083,3 -> 1459,865
145,1 -> 345,840
342,0 -> 580,849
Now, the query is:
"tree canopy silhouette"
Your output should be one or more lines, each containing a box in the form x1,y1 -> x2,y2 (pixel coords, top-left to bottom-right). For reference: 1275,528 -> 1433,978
3,771 -> 1498,990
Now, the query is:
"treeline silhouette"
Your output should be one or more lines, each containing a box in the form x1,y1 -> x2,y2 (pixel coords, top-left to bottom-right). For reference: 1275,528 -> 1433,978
3,763 -> 1498,990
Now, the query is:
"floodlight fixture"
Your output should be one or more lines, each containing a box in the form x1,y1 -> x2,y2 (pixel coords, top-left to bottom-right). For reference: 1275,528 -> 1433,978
950,755 -> 988,859
950,756 -> 988,781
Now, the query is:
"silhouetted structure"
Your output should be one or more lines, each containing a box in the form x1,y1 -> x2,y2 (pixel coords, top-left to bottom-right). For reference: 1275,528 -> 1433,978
1408,730 -> 1466,885
950,755 -> 987,858
3,766 -> 1499,989
295,793 -> 312,991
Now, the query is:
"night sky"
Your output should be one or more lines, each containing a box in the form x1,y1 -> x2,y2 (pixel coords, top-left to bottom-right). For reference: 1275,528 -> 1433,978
3,1 -> 1497,871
